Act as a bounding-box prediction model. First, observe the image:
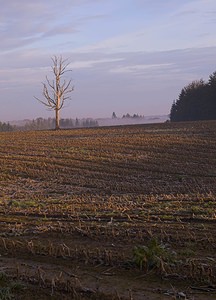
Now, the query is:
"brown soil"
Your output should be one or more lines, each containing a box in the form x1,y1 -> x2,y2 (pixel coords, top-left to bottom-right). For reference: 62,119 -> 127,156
0,122 -> 216,299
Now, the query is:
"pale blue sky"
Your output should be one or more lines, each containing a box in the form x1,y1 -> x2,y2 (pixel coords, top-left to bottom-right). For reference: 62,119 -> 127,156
0,0 -> 216,121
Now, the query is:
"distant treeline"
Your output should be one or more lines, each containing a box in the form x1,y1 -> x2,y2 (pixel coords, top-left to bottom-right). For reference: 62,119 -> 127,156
122,113 -> 144,118
0,118 -> 98,132
170,71 -> 216,122
18,118 -> 99,130
112,112 -> 144,119
0,122 -> 14,132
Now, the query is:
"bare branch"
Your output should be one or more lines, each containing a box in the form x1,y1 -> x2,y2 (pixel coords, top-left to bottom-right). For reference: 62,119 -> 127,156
34,96 -> 54,109
35,55 -> 74,129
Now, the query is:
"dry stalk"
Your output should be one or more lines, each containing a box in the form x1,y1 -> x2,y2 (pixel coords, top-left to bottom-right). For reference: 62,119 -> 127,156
2,237 -> 8,250
62,243 -> 71,257
27,240 -> 35,254
37,266 -> 45,286
128,289 -> 133,300
16,263 -> 20,278
51,277 -> 56,296
48,241 -> 54,256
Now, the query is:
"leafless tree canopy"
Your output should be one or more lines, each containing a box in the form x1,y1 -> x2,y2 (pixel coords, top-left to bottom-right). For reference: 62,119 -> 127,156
35,56 -> 74,130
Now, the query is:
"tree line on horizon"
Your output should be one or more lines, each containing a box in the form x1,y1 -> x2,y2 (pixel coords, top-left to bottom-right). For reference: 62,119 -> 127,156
112,112 -> 144,119
22,117 -> 98,130
0,122 -> 14,132
0,118 -> 98,132
3,55 -> 215,129
170,71 -> 216,122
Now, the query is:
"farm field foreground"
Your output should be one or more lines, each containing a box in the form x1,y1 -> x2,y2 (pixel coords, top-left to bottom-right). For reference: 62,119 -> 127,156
0,121 -> 216,299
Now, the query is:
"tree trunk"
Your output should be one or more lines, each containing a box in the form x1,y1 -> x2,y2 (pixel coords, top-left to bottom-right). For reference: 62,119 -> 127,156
55,75 -> 60,130
55,108 -> 60,130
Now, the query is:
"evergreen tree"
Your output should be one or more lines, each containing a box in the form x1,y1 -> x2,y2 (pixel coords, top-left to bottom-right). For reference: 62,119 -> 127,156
112,112 -> 117,119
170,74 -> 216,122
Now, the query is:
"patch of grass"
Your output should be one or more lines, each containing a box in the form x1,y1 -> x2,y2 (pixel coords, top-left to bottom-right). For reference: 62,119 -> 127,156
133,238 -> 176,272
9,200 -> 38,209
0,272 -> 25,300
0,273 -> 8,285
0,287 -> 14,300
179,248 -> 195,258
160,214 -> 173,220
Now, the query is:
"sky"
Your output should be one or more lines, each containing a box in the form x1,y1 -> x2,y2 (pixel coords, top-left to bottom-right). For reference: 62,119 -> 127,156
1,0 -> 216,121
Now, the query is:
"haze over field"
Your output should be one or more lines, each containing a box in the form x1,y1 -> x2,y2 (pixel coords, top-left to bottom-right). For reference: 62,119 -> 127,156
1,0 -> 216,122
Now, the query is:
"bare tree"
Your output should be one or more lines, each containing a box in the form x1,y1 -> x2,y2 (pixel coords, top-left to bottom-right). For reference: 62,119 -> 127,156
35,56 -> 74,130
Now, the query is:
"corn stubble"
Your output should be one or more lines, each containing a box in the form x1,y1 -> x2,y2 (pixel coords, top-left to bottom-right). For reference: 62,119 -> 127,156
0,121 -> 216,299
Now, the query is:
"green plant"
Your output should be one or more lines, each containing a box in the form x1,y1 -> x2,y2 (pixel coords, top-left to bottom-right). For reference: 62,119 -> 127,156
0,287 -> 14,300
133,238 -> 174,271
0,273 -> 8,285
0,272 -> 24,299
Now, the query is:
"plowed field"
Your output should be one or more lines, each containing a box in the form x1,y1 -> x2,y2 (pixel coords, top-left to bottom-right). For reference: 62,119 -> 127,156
0,121 -> 216,299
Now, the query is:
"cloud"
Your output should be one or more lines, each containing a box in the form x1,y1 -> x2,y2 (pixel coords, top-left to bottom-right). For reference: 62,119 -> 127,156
1,45 -> 216,90
1,0 -> 216,55
2,45 -> 216,118
110,63 -> 173,75
1,0 -> 216,121
69,58 -> 124,69
0,0 -> 105,52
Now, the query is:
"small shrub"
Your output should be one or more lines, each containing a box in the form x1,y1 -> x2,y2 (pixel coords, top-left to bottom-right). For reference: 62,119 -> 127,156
133,238 -> 175,272
0,272 -> 24,299
0,273 -> 8,285
0,287 -> 14,300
